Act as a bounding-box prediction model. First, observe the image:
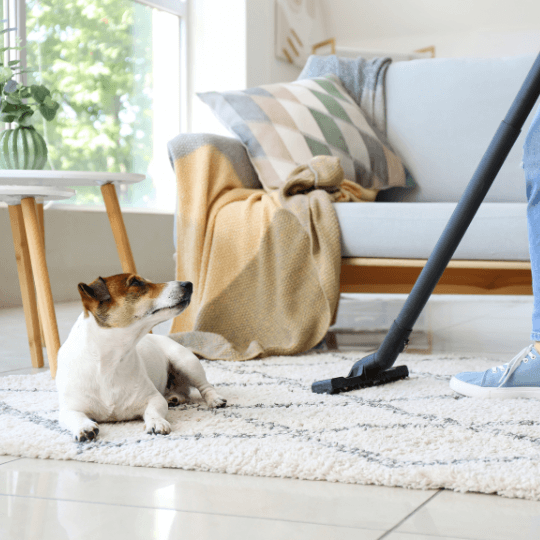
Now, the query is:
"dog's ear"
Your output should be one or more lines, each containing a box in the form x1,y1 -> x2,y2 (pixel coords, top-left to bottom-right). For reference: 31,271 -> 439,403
78,277 -> 111,303
126,274 -> 144,288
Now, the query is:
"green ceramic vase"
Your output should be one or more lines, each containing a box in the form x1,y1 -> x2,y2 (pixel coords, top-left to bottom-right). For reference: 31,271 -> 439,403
0,126 -> 48,170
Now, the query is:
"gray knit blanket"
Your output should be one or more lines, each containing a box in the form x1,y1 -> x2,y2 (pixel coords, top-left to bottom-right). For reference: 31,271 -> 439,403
297,55 -> 392,144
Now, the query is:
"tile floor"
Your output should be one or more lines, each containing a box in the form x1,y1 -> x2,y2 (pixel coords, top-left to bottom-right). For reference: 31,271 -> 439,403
1,294 -> 540,539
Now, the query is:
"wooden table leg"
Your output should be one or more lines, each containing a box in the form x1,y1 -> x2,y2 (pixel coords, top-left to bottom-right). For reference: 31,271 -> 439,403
20,197 -> 61,379
36,201 -> 46,347
36,201 -> 45,246
99,182 -> 152,332
100,182 -> 137,274
8,204 -> 44,369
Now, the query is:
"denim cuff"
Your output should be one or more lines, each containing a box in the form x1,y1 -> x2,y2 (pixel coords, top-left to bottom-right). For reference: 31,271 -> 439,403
531,332 -> 540,342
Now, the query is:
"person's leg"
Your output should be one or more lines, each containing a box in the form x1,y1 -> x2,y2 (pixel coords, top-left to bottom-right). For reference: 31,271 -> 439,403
449,105 -> 540,398
523,105 -> 540,353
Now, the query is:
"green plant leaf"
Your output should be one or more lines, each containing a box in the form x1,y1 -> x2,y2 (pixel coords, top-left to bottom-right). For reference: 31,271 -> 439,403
5,94 -> 21,105
31,84 -> 51,103
18,111 -> 34,126
12,68 -> 37,75
0,45 -> 23,53
0,113 -> 16,122
1,101 -> 31,114
43,95 -> 55,108
39,101 -> 59,121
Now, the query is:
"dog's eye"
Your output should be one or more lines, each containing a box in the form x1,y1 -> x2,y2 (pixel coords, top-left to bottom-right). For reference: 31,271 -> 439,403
129,278 -> 144,287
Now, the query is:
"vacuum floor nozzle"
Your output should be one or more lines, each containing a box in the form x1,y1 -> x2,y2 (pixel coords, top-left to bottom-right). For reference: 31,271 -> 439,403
312,365 -> 409,395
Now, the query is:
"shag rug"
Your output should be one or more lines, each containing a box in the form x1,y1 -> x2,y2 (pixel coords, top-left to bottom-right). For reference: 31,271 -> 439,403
1,350 -> 540,501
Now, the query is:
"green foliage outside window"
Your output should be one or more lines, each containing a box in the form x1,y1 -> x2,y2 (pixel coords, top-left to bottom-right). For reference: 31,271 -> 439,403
25,0 -> 154,205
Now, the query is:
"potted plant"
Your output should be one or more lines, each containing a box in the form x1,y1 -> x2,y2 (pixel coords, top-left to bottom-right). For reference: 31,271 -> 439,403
0,24 -> 60,170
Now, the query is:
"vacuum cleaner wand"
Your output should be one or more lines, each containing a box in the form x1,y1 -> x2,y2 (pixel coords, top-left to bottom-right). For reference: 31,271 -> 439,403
313,51 -> 540,395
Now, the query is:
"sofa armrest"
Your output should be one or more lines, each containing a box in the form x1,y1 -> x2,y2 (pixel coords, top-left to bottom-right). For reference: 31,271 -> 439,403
167,132 -> 262,190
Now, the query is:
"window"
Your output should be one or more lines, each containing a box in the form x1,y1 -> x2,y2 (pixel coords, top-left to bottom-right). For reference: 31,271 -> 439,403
4,0 -> 186,212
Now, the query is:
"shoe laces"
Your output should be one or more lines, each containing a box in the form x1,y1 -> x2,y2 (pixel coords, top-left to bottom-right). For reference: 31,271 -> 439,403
495,344 -> 537,388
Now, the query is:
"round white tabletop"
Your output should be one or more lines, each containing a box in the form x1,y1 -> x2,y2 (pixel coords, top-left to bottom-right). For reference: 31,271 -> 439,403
0,170 -> 145,187
0,185 -> 76,205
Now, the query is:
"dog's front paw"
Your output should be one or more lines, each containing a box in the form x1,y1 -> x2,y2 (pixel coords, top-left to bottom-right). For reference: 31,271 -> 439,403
74,421 -> 100,443
205,392 -> 227,409
145,417 -> 171,435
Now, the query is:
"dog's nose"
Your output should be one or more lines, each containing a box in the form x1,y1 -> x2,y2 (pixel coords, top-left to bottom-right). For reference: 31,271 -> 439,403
180,281 -> 193,295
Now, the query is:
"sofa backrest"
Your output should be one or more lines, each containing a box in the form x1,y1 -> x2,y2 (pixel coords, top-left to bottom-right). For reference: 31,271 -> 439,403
386,54 -> 539,202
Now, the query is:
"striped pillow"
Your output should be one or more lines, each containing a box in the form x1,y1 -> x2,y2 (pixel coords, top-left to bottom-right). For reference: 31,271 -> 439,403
197,74 -> 415,192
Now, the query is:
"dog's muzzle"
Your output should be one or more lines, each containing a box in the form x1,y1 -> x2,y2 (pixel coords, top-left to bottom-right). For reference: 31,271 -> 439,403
179,281 -> 193,299
148,281 -> 193,316
173,281 -> 192,309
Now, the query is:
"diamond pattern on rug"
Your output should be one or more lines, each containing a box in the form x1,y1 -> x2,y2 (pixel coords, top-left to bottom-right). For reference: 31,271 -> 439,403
1,351 -> 540,501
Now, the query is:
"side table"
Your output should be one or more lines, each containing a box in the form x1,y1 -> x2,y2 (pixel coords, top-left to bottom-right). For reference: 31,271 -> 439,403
2,186 -> 75,378
1,171 -> 146,379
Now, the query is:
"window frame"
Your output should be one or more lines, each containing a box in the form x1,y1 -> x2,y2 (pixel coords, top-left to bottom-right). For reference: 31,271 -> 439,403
1,0 -> 188,213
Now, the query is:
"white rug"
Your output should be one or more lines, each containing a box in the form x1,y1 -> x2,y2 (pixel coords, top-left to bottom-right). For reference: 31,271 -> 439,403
2,350 -> 540,501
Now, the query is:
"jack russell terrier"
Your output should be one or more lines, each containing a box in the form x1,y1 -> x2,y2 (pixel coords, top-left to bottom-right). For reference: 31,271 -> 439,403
56,273 -> 227,442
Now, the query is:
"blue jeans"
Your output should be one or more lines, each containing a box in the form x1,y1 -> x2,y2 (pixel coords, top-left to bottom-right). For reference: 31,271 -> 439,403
523,105 -> 540,340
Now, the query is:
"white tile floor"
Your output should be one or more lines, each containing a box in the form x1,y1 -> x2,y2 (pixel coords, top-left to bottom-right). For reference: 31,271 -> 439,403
1,295 -> 540,540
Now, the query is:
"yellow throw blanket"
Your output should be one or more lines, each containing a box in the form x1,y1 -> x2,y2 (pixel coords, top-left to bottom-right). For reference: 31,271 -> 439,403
168,142 -> 376,361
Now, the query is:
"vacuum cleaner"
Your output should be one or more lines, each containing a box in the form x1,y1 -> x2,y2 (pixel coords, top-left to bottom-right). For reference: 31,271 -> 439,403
312,51 -> 540,395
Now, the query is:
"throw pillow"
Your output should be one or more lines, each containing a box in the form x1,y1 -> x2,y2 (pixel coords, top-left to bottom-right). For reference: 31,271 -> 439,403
197,74 -> 415,192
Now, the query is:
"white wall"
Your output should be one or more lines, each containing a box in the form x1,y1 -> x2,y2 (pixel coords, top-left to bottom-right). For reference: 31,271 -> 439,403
245,0 -> 302,88
325,0 -> 540,58
188,0 -> 303,134
187,0 -> 247,136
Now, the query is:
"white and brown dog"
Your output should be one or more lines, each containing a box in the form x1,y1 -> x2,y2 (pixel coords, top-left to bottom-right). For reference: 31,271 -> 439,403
56,274 -> 226,442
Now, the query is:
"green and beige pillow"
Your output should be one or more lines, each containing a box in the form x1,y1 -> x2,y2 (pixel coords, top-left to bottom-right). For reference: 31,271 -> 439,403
197,74 -> 414,193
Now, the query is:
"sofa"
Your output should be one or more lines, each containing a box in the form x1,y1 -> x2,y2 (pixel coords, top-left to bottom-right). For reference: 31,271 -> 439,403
339,53 -> 538,296
178,54 -> 540,297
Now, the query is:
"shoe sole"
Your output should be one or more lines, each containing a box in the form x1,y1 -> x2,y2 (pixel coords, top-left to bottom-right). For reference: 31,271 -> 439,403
450,376 -> 540,399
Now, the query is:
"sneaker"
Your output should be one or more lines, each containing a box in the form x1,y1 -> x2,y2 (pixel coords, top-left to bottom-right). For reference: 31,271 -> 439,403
449,344 -> 540,399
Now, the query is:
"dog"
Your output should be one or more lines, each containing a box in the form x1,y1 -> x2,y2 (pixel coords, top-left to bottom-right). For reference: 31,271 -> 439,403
56,273 -> 227,442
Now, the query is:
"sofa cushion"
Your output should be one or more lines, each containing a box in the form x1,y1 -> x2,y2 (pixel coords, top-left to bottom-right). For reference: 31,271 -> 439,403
335,202 -> 529,260
385,54 -> 539,203
197,74 -> 414,192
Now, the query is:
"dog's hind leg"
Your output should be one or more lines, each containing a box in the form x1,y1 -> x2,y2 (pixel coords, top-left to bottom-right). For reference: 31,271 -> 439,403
165,364 -> 191,406
164,341 -> 227,409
